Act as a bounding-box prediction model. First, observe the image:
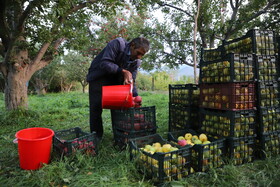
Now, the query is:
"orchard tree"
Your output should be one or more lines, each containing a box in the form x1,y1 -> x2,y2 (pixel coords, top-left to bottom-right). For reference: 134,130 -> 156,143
29,58 -> 60,95
82,5 -> 151,60
0,0 -> 129,111
63,52 -> 91,93
146,0 -> 280,73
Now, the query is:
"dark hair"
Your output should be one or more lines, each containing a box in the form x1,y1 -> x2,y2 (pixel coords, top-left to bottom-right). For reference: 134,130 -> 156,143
130,37 -> 150,53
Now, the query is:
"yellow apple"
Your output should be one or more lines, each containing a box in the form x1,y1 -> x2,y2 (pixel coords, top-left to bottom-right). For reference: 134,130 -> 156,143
199,133 -> 208,142
184,133 -> 192,140
177,136 -> 185,141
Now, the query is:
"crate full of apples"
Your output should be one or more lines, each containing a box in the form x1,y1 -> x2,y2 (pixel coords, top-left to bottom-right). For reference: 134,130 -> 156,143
111,106 -> 157,132
201,45 -> 223,62
169,84 -> 200,107
169,103 -> 200,132
53,127 -> 98,156
256,106 -> 280,134
277,36 -> 280,55
129,134 -> 193,183
226,136 -> 255,165
200,82 -> 256,110
255,55 -> 279,81
255,131 -> 280,159
199,53 -> 255,84
256,81 -> 279,108
223,29 -> 276,55
168,129 -> 225,172
200,108 -> 256,138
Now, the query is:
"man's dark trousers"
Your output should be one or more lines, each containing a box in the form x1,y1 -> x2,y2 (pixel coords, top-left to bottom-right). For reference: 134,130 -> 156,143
88,75 -> 120,138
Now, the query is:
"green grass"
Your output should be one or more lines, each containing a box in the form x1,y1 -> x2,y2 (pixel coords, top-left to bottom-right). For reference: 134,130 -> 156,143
0,91 -> 280,187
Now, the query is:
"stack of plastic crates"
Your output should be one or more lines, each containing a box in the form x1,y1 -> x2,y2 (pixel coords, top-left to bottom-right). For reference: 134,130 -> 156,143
111,106 -> 157,149
198,30 -> 279,165
253,32 -> 280,159
168,84 -> 200,131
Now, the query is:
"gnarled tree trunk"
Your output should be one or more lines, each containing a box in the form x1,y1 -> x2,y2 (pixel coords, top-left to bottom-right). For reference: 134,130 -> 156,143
5,69 -> 28,110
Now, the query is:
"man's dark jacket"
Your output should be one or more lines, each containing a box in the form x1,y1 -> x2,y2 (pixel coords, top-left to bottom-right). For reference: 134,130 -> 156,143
86,38 -> 140,96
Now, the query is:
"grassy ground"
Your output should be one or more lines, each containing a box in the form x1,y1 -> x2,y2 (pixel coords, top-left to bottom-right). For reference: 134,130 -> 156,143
0,91 -> 280,187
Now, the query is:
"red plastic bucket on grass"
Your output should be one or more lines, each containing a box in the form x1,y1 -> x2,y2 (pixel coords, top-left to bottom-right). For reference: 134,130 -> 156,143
102,84 -> 134,109
15,127 -> 54,170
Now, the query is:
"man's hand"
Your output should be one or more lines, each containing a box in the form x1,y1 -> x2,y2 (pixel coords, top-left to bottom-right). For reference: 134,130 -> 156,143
122,69 -> 133,84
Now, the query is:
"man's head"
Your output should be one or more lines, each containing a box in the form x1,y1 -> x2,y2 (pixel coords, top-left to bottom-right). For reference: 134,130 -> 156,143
129,37 -> 150,60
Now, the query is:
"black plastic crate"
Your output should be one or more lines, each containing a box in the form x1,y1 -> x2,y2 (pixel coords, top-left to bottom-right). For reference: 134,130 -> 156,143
169,103 -> 200,132
169,84 -> 200,106
111,106 -> 156,132
256,106 -> 280,135
226,136 -> 255,165
53,127 -> 98,156
255,55 -> 279,81
276,36 -> 280,55
129,134 -> 193,183
199,53 -> 255,84
200,82 -> 256,110
167,129 -> 225,172
113,127 -> 157,150
256,81 -> 280,108
223,29 -> 276,55
201,45 -> 223,62
255,131 -> 280,159
200,108 -> 256,138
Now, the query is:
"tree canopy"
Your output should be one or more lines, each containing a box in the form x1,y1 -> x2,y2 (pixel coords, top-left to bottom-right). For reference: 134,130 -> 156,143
144,0 -> 280,69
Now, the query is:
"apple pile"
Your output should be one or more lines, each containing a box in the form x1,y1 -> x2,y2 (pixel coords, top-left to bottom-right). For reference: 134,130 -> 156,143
176,133 -> 210,147
132,142 -> 194,181
174,132 -> 224,172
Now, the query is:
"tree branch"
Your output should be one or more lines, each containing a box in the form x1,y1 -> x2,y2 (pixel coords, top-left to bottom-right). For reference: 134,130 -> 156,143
17,0 -> 43,34
264,19 -> 280,30
241,0 -> 276,24
29,43 -> 51,72
153,32 -> 192,44
0,0 -> 10,48
53,38 -> 65,50
159,2 -> 192,17
58,0 -> 98,23
162,51 -> 198,67
228,0 -> 277,38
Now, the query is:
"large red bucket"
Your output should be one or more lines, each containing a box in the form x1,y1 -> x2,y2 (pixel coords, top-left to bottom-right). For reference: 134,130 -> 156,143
15,127 -> 54,170
102,84 -> 134,109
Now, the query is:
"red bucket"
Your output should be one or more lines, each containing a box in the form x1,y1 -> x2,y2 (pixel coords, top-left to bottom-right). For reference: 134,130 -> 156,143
102,84 -> 134,109
15,127 -> 54,170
